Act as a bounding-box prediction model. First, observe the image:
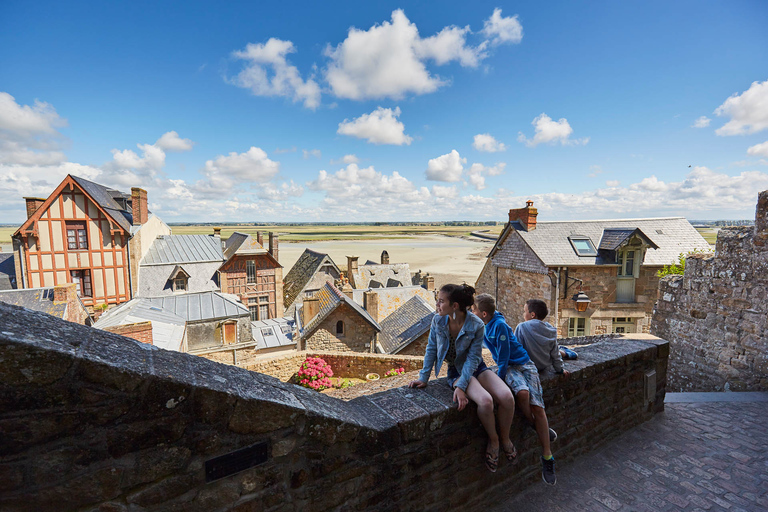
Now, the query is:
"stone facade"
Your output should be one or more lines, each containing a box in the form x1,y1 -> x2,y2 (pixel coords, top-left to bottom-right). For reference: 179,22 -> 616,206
304,303 -> 377,352
652,191 -> 768,392
476,263 -> 553,328
0,301 -> 668,512
396,331 -> 430,356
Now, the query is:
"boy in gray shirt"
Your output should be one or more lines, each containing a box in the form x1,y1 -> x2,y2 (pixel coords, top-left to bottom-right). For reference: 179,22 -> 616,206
515,299 -> 569,376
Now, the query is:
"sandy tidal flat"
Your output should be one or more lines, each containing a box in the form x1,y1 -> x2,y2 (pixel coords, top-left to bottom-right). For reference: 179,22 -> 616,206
279,235 -> 493,287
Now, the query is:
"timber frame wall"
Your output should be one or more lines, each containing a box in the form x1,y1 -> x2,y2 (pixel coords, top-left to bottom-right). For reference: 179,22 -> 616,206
220,254 -> 284,320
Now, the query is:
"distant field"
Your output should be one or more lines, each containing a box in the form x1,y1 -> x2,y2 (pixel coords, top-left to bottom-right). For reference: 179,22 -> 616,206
695,227 -> 718,245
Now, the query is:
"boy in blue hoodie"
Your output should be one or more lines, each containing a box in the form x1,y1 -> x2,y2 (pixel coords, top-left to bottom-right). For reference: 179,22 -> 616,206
473,293 -> 557,485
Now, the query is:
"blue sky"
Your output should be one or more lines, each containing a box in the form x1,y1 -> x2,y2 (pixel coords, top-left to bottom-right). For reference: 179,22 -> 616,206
2,0 -> 768,223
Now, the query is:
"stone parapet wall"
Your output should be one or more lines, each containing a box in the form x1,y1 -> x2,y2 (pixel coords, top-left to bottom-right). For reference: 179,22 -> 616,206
0,302 -> 667,512
652,190 -> 768,392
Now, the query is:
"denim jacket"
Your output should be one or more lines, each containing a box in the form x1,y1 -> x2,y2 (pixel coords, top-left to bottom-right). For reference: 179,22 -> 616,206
418,311 -> 485,392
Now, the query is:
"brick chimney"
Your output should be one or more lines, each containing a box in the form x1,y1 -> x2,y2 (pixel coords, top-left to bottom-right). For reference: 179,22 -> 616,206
24,197 -> 47,219
256,231 -> 264,247
53,283 -> 77,304
364,290 -> 379,323
508,200 -> 538,231
421,273 -> 435,291
302,297 -> 320,326
213,227 -> 221,239
131,187 -> 148,225
268,232 -> 279,262
381,250 -> 389,264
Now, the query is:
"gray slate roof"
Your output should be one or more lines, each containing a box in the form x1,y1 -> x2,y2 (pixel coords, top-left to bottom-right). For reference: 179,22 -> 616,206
141,235 -> 224,265
0,287 -> 66,318
492,217 -> 710,267
283,249 -> 340,309
94,299 -> 186,352
223,232 -> 267,261
0,253 -> 16,290
251,318 -> 295,350
303,282 -> 381,338
378,295 -> 435,354
71,175 -> 133,233
142,291 -> 248,322
598,228 -> 658,251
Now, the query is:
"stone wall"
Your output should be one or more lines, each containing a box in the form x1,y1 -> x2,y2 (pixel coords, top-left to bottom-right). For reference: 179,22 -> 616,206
304,303 -> 377,352
0,301 -> 667,512
475,264 -> 553,328
397,331 -> 430,357
652,191 -> 768,391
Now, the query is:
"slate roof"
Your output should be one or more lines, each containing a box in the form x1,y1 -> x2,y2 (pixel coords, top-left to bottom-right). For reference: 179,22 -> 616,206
71,175 -> 134,233
141,235 -> 224,265
283,249 -> 340,309
378,295 -> 435,354
223,232 -> 267,260
598,228 -> 658,251
94,299 -> 186,352
491,217 -> 710,267
0,287 -> 66,318
141,291 -> 248,322
0,253 -> 16,290
251,317 -> 295,350
302,282 -> 381,338
349,262 -> 412,289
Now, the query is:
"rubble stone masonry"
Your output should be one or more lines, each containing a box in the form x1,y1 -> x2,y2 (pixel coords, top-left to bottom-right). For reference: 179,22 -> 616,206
652,190 -> 768,391
0,301 -> 667,512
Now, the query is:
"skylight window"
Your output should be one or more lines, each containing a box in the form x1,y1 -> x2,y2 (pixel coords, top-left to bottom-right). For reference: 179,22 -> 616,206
568,236 -> 597,256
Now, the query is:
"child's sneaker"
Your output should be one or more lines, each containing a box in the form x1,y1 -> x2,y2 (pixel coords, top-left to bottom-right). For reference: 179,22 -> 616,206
549,428 -> 557,443
541,456 -> 557,485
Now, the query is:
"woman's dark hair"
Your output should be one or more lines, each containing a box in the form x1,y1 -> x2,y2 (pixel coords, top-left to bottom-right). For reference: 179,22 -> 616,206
440,283 -> 476,312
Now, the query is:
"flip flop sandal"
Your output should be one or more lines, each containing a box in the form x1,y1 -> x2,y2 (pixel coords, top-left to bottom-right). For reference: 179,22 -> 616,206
502,442 -> 517,461
485,446 -> 499,473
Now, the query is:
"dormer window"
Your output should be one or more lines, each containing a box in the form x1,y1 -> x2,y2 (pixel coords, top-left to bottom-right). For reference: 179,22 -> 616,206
173,276 -> 187,292
568,236 -> 597,256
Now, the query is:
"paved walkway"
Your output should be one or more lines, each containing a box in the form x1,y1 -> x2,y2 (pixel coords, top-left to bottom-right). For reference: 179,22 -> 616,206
492,393 -> 768,512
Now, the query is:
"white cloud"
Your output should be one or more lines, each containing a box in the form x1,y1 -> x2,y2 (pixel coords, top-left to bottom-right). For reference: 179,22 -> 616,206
747,141 -> 768,158
472,133 -> 506,152
0,92 -> 68,165
714,79 -> 768,136
606,180 -> 620,187
256,180 -> 304,200
466,162 -> 506,190
274,146 -> 297,154
155,131 -> 194,152
193,146 -> 280,198
324,10 -> 488,101
330,154 -> 359,165
431,185 -> 458,198
426,150 -> 466,182
303,149 -> 322,159
692,116 -> 711,128
588,165 -> 603,178
481,8 -> 523,46
517,113 -> 589,147
337,106 -> 413,145
230,38 -> 321,109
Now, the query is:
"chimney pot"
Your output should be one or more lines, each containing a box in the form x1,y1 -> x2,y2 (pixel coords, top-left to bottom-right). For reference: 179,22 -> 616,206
213,227 -> 221,238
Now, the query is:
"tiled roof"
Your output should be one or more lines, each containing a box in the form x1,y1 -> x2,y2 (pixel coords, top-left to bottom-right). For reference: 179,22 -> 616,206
303,282 -> 381,338
598,228 -> 658,251
491,217 -> 710,267
141,235 -> 224,265
223,232 -> 267,261
283,249 -> 340,309
94,299 -> 186,352
0,287 -> 66,318
142,291 -> 248,322
350,262 -> 412,289
251,317 -> 295,350
0,253 -> 16,291
71,175 -> 134,233
378,295 -> 435,354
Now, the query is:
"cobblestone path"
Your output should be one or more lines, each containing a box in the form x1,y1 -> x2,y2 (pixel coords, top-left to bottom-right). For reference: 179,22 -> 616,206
491,396 -> 768,512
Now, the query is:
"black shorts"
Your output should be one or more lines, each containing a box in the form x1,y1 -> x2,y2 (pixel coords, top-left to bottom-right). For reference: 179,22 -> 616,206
447,361 -> 489,388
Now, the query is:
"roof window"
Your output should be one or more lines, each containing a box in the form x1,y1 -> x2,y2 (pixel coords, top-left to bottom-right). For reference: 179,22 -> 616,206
568,236 -> 597,256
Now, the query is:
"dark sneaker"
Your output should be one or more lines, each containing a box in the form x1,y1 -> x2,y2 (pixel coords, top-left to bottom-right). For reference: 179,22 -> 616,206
541,456 -> 557,485
549,428 -> 558,443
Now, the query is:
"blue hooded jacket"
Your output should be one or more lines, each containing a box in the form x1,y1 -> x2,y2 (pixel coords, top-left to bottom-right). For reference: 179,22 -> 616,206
483,311 -> 530,381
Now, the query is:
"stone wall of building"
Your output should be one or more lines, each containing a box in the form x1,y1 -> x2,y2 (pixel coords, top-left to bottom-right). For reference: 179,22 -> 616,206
397,331 -> 430,357
304,303 -> 377,352
652,191 -> 768,391
0,301 -> 668,512
475,264 -> 553,328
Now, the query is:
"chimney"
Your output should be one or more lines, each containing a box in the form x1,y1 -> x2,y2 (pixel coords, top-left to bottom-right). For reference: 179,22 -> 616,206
347,256 -> 359,273
131,187 -> 148,225
421,273 -> 435,292
53,283 -> 77,303
24,197 -> 47,219
364,290 -> 379,323
508,200 -> 538,231
381,250 -> 389,264
256,231 -> 264,247
342,281 -> 354,299
213,227 -> 221,239
268,232 -> 279,262
302,297 -> 320,326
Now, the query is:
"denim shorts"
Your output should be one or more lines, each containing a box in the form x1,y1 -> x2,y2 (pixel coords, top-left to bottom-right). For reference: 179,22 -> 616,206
505,361 -> 545,409
447,361 -> 489,389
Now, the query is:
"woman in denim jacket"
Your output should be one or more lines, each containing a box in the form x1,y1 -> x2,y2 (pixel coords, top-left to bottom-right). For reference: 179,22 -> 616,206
409,284 -> 517,472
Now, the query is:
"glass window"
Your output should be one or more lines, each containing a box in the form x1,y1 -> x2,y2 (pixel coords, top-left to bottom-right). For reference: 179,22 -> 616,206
70,269 -> 92,297
618,250 -> 636,277
66,222 -> 88,250
568,237 -> 597,256
249,305 -> 258,321
246,260 -> 256,284
259,304 -> 269,320
173,277 -> 187,291
568,317 -> 587,337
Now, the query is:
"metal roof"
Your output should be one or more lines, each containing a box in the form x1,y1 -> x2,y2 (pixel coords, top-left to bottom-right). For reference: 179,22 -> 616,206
491,217 -> 710,267
251,317 -> 295,350
143,291 -> 248,322
378,295 -> 435,354
141,235 -> 224,265
94,299 -> 186,352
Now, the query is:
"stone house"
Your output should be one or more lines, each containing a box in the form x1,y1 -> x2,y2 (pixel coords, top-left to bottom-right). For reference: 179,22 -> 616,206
0,283 -> 91,325
219,232 -> 283,322
476,201 -> 711,337
11,174 -> 170,311
283,248 -> 342,317
377,295 -> 435,356
298,282 -> 381,352
138,234 -> 224,296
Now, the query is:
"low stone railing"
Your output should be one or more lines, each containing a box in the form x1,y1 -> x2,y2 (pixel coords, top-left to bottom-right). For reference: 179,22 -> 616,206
0,302 -> 667,512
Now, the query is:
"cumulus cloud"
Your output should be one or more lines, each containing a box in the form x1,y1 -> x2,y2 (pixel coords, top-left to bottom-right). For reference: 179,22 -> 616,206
426,150 -> 466,181
303,149 -> 322,159
330,154 -> 359,165
466,162 -> 505,190
747,141 -> 768,158
481,8 -> 523,45
229,38 -> 321,109
197,146 -> 280,193
517,113 -> 589,147
431,185 -> 458,198
155,131 -> 194,151
256,179 -> 304,200
337,106 -> 413,145
472,133 -> 506,152
0,92 -> 68,165
714,79 -> 768,136
324,10 -> 491,101
692,116 -> 711,128
606,180 -> 620,187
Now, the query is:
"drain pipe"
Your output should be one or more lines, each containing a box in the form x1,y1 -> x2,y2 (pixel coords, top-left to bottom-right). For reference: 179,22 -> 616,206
553,267 -> 561,335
